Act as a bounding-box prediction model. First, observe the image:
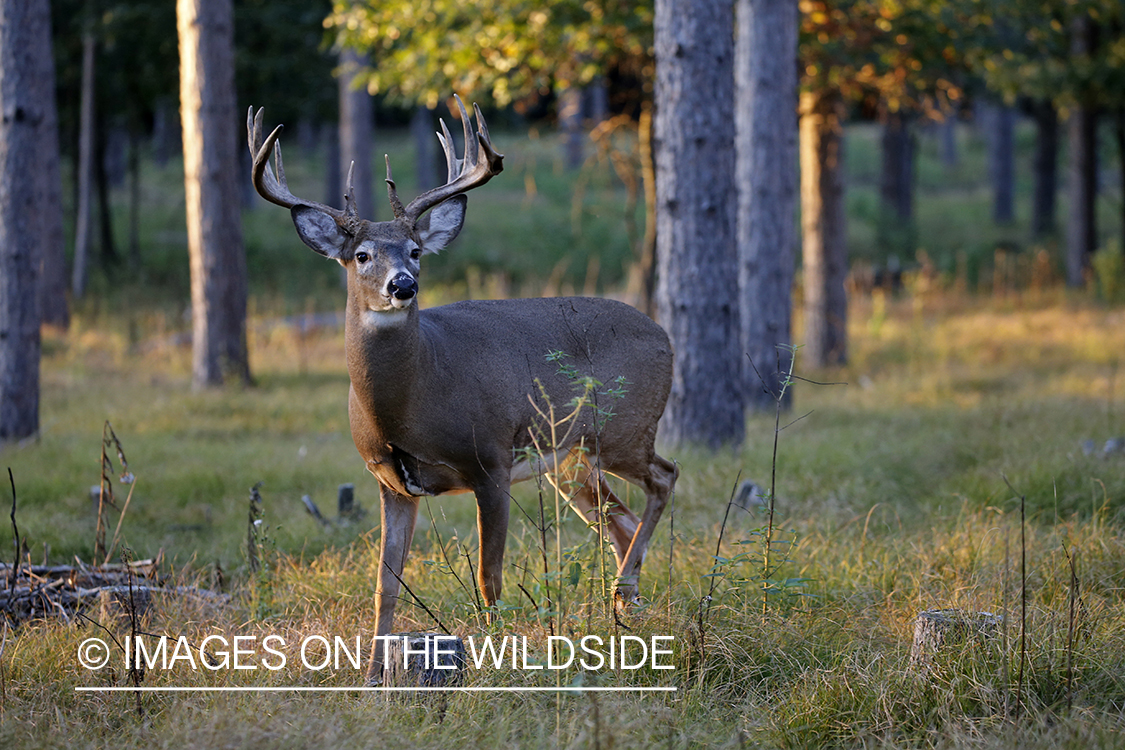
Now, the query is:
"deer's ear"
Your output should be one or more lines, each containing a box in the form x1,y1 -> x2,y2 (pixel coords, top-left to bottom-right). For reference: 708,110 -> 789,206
416,195 -> 466,254
292,205 -> 349,260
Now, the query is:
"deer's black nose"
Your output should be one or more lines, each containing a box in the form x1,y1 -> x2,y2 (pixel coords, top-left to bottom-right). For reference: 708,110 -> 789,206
387,273 -> 417,301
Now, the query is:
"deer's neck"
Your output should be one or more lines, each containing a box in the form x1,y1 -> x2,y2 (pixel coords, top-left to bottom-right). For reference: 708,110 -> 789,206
344,296 -> 426,409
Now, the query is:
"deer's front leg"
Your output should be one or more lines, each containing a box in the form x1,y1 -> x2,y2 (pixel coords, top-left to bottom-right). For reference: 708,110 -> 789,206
367,485 -> 420,684
474,480 -> 512,615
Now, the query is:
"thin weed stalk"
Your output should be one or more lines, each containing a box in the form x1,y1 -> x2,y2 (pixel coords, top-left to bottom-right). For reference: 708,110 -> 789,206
8,469 -> 19,591
1064,544 -> 1079,713
753,344 -> 799,615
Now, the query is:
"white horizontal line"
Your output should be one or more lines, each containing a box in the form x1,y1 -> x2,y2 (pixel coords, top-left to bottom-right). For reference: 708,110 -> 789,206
76,686 -> 676,693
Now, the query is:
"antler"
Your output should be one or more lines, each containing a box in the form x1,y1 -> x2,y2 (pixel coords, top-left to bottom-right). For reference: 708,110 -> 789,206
247,107 -> 354,221
388,95 -> 504,226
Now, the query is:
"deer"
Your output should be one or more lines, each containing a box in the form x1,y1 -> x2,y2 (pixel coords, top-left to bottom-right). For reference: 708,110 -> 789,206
247,97 -> 678,683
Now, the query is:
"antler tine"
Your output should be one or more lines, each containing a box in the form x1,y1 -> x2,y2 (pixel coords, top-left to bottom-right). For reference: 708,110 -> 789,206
247,106 -> 345,217
344,161 -> 358,218
472,101 -> 504,175
385,155 -> 406,219
454,94 -> 476,172
437,118 -> 462,182
402,97 -> 505,225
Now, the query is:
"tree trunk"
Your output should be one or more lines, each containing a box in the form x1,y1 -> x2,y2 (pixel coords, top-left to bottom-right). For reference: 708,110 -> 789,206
94,115 -> 118,266
128,124 -> 141,268
800,89 -> 847,369
939,113 -> 957,168
34,0 -> 68,330
1066,13 -> 1098,287
338,48 -> 374,220
1066,105 -> 1098,286
637,104 -> 657,318
559,85 -> 584,170
323,123 -> 340,209
654,0 -> 743,449
71,31 -> 96,300
177,0 -> 251,388
587,78 -> 609,127
736,0 -> 798,409
0,0 -> 55,439
152,98 -> 179,166
411,105 -> 438,192
1031,100 -> 1058,238
1117,109 -> 1125,257
878,109 -> 916,259
988,103 -> 1014,224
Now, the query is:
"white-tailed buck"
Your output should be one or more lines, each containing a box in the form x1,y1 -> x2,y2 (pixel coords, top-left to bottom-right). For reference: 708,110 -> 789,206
247,97 -> 678,682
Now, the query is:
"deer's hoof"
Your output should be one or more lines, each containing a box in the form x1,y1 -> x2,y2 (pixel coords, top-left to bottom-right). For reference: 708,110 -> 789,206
614,587 -> 641,613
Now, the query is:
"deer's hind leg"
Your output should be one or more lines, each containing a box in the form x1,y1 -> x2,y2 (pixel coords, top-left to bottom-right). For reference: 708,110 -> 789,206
613,454 -> 678,607
570,467 -> 640,570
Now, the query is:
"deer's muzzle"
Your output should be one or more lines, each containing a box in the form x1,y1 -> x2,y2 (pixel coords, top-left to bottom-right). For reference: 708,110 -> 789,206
387,273 -> 417,301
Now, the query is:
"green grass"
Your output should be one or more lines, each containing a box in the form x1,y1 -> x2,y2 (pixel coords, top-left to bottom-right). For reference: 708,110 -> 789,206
2,119 -> 1124,748
3,290 -> 1124,748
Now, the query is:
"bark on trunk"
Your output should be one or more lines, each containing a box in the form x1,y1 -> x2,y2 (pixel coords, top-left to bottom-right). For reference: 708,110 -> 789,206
338,49 -> 374,220
654,0 -> 743,449
1032,101 -> 1058,238
736,0 -> 798,409
177,0 -> 251,388
800,89 -> 847,369
0,0 -> 54,439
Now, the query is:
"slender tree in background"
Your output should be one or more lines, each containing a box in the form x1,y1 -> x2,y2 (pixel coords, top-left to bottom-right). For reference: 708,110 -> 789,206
1031,100 -> 1058,238
985,102 -> 1015,224
878,108 -> 916,258
71,30 -> 95,299
736,0 -> 798,407
177,0 -> 250,388
0,0 -> 56,439
559,84 -> 585,170
35,1 -> 68,330
411,105 -> 439,192
1066,12 -> 1097,287
800,88 -> 847,368
337,48 -> 374,220
654,0 -> 743,448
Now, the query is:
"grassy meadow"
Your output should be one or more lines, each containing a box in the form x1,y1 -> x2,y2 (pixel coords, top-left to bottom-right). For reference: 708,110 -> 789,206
1,117 -> 1124,748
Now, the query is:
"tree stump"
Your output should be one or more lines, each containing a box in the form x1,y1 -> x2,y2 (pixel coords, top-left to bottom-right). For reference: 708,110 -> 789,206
382,632 -> 466,687
909,609 -> 1002,669
337,483 -> 355,517
732,480 -> 766,510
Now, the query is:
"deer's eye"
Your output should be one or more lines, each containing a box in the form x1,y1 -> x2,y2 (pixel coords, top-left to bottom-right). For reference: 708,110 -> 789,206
409,248 -> 422,260
355,251 -> 370,264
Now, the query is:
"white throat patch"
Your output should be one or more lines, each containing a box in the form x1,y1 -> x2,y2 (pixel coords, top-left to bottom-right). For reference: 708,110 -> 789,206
360,306 -> 411,329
